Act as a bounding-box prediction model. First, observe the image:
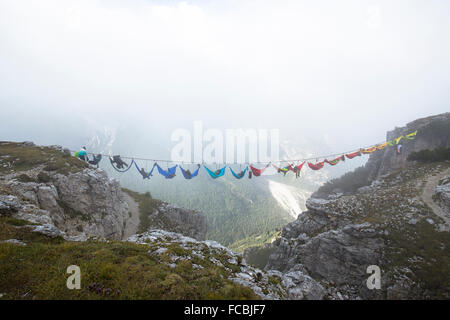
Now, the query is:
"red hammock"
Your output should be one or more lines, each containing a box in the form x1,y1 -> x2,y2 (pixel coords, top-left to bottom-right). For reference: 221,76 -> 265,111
294,161 -> 306,171
345,151 -> 361,159
250,164 -> 270,176
325,155 -> 345,166
308,161 -> 325,170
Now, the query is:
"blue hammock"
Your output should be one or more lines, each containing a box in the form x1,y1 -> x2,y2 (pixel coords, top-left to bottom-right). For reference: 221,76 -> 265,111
180,165 -> 201,179
229,166 -> 248,179
134,162 -> 156,179
204,165 -> 226,179
156,164 -> 178,179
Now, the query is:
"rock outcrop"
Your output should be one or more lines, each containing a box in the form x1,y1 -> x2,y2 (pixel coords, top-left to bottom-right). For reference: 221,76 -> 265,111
366,112 -> 449,181
127,229 -> 325,300
3,169 -> 131,240
0,141 -> 208,242
147,202 -> 207,241
267,160 -> 450,299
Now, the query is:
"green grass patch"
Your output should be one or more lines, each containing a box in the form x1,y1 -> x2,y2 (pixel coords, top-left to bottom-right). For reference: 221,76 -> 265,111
0,142 -> 87,175
0,217 -> 260,300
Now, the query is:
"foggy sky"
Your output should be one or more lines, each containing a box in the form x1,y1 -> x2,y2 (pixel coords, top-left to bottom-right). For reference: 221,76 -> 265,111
1,0 -> 449,156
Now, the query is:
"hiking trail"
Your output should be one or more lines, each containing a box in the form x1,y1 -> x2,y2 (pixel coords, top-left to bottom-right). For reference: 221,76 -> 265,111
421,167 -> 450,232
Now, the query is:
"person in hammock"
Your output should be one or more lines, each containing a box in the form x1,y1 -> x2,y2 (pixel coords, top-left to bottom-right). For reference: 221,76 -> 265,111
184,169 -> 192,179
111,155 -> 129,169
139,167 -> 149,178
184,164 -> 200,179
167,170 -> 176,179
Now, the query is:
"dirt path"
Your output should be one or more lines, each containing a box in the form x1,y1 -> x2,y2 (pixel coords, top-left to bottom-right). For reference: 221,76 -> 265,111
122,193 -> 140,239
421,167 -> 450,232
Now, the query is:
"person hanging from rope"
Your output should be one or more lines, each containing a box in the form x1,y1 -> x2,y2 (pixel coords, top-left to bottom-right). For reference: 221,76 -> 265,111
110,155 -> 129,169
78,146 -> 89,162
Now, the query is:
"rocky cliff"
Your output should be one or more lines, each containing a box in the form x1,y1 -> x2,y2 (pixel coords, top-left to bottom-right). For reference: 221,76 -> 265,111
366,112 -> 450,181
0,141 -> 207,241
266,114 -> 450,299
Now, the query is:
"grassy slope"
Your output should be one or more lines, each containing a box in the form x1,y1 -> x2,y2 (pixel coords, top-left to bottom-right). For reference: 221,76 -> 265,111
0,142 -> 88,176
0,216 -> 259,300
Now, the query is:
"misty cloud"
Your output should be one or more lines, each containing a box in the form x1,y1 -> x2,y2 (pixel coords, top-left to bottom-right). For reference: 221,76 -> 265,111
1,0 -> 449,154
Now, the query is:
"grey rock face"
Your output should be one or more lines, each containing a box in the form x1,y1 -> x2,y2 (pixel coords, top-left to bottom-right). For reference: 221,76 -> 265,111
366,113 -> 450,181
267,218 -> 384,296
295,224 -> 383,289
282,268 -> 325,300
150,202 -> 207,241
4,168 -> 130,240
127,229 -> 326,300
33,224 -> 67,238
0,194 -> 20,215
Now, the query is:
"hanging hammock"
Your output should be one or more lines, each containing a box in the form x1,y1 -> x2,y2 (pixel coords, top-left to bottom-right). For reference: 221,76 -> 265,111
293,161 -> 306,178
345,151 -> 361,159
405,130 -> 417,140
360,146 -> 377,154
325,155 -> 345,166
110,156 -> 134,173
272,164 -> 293,176
204,165 -> 226,179
294,161 -> 306,171
250,164 -> 270,177
395,136 -> 404,145
308,161 -> 325,170
156,163 -> 178,179
272,164 -> 293,173
88,154 -> 102,165
229,166 -> 249,179
180,165 -> 201,179
134,161 -> 156,179
376,142 -> 390,150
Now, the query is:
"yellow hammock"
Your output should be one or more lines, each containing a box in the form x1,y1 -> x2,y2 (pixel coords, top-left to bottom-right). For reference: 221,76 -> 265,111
395,136 -> 404,144
376,142 -> 390,150
360,146 -> 377,154
405,130 -> 418,140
